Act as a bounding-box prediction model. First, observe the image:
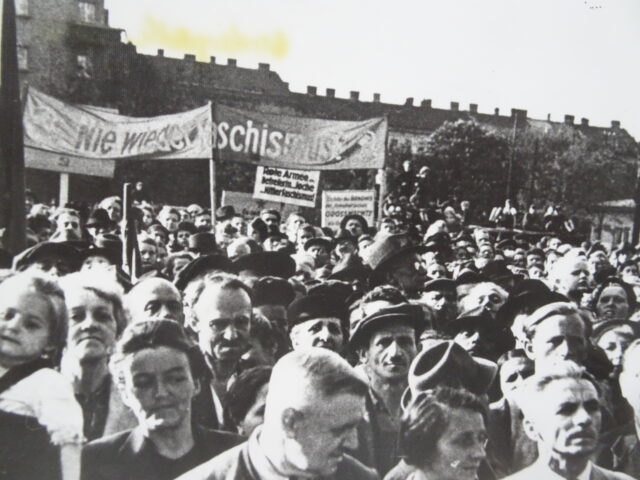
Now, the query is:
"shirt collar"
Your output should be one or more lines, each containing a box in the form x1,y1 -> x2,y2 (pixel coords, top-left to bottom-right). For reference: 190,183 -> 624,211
532,459 -> 593,480
247,427 -> 289,480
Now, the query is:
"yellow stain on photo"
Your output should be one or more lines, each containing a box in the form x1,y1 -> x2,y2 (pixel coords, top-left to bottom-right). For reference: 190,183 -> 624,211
136,15 -> 289,60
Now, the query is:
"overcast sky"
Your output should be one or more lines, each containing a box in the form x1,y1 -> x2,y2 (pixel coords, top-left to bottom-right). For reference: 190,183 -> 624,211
105,0 -> 640,139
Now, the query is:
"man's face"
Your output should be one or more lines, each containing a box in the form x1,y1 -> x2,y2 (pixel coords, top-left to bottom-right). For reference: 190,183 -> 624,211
161,213 -> 179,233
619,345 -> 640,417
587,251 -> 609,275
528,265 -> 544,279
345,219 -> 364,237
105,201 -> 121,222
524,379 -> 600,458
263,237 -> 282,252
527,254 -> 544,269
231,216 -> 245,235
128,282 -> 183,323
296,229 -> 314,250
387,252 -> 426,297
621,264 -> 639,277
426,262 -> 447,279
194,214 -> 211,231
467,283 -> 505,317
595,285 -> 629,323
176,230 -> 192,248
288,392 -> 363,476
360,324 -> 417,383
262,213 -> 279,230
555,259 -> 590,299
548,238 -> 562,250
290,318 -> 343,352
307,245 -> 329,268
119,346 -> 198,432
420,289 -> 457,326
140,243 -> 157,267
429,409 -> 488,480
334,240 -> 356,259
192,285 -> 251,364
527,314 -> 587,368
499,357 -> 534,403
66,288 -> 118,362
478,245 -> 493,259
56,213 -> 82,240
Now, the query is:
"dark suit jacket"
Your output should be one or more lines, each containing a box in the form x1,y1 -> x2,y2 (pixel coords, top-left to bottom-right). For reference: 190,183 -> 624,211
176,440 -> 379,480
502,460 -> 635,480
81,425 -> 243,480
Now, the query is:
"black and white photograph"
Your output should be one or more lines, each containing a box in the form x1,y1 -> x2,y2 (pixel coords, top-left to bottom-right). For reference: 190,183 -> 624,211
0,0 -> 639,479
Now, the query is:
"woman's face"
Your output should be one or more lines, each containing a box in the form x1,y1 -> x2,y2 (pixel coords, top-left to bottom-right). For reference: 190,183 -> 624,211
596,327 -> 635,368
596,285 -> 630,322
120,346 -> 198,432
66,288 -> 118,362
426,408 -> 487,480
141,209 -> 154,227
238,382 -> 269,437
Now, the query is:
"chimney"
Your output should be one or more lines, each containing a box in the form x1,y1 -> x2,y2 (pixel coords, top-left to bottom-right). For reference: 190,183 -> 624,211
564,115 -> 574,125
511,108 -> 528,120
547,113 -> 551,121
227,58 -> 237,66
405,97 -> 414,106
326,88 -> 335,98
306,86 -> 317,96
258,62 -> 270,71
469,103 -> 478,113
157,49 -> 164,57
350,91 -> 359,101
611,120 -> 620,129
450,101 -> 459,111
184,53 -> 196,61
421,99 -> 432,108
373,93 -> 381,103
210,56 -> 216,64
494,108 -> 500,116
581,118 -> 589,127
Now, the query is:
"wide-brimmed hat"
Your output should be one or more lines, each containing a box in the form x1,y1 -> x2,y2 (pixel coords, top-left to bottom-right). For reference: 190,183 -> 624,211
329,255 -> 371,283
349,303 -> 425,350
13,241 -> 81,272
188,232 -> 218,255
174,254 -> 236,290
495,279 -> 567,327
366,233 -> 427,286
402,341 -> 497,408
233,251 -> 296,279
422,278 -> 456,293
442,306 -> 493,335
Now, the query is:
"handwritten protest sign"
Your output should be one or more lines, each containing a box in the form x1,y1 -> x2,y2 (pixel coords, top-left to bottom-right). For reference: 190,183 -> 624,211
253,166 -> 319,207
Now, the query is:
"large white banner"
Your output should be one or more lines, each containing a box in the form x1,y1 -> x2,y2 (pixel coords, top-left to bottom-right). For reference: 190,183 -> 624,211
23,88 -> 212,160
253,166 -> 320,208
321,190 -> 376,232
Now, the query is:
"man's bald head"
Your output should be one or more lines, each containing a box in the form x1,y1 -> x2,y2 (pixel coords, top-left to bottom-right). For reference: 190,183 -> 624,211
125,277 -> 184,323
265,348 -> 367,421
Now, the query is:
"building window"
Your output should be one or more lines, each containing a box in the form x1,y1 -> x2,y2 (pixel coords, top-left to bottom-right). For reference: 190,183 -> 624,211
78,1 -> 97,23
76,54 -> 93,78
16,0 -> 29,16
17,46 -> 28,71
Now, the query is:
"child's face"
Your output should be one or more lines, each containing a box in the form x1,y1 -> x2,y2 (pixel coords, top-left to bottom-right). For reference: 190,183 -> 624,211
0,288 -> 52,367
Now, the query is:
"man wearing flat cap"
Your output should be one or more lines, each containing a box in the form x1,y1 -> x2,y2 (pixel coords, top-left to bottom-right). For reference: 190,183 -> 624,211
365,233 -> 427,299
287,294 -> 347,354
445,306 -> 504,361
348,303 -> 423,476
419,278 -> 457,330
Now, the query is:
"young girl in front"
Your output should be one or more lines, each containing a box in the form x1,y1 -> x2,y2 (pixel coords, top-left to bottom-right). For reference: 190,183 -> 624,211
0,272 -> 83,480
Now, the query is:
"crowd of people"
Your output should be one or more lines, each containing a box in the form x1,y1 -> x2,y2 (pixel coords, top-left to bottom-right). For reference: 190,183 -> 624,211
0,184 -> 639,480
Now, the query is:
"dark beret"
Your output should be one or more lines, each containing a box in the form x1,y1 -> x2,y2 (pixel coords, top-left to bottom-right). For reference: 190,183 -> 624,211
252,276 -> 296,307
287,294 -> 347,331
